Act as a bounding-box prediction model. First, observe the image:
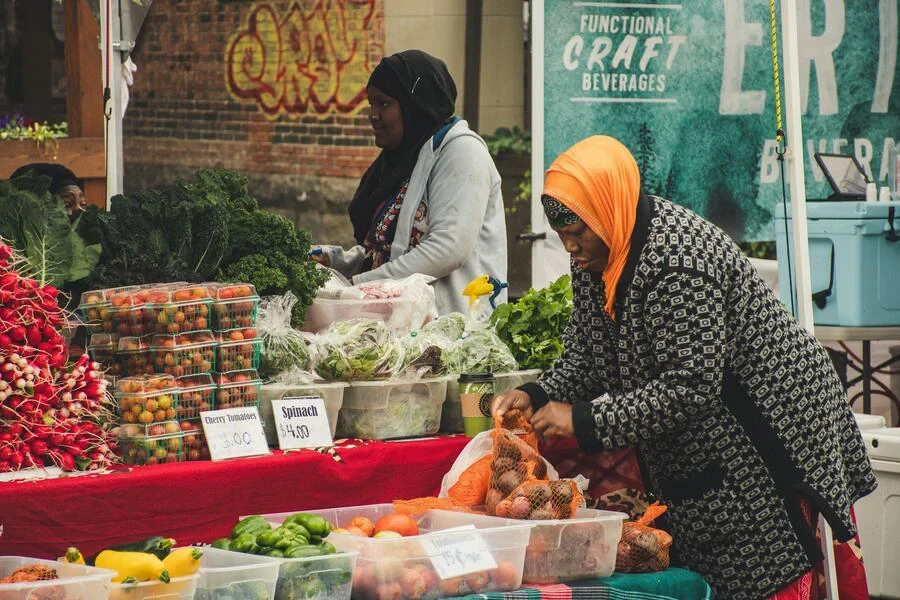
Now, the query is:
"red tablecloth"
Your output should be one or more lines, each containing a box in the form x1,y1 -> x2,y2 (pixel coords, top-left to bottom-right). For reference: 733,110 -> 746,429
0,436 -> 469,560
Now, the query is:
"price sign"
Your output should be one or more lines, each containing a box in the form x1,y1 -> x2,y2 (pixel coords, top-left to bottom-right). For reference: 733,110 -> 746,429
272,396 -> 334,450
200,407 -> 270,461
420,529 -> 497,579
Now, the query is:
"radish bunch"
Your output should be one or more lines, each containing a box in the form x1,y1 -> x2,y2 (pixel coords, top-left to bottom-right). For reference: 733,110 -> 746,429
0,240 -> 117,472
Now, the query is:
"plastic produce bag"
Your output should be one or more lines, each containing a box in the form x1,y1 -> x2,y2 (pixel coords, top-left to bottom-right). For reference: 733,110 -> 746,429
258,292 -> 315,379
399,328 -> 457,378
316,273 -> 437,334
616,502 -> 672,573
422,312 -> 466,342
445,329 -> 518,375
315,318 -> 405,381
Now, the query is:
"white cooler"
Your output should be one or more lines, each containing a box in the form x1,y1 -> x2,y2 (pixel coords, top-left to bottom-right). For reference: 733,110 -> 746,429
855,426 -> 900,598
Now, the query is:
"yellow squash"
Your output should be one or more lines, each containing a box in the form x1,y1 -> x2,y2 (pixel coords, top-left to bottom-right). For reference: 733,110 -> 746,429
162,547 -> 203,578
63,547 -> 85,565
95,550 -> 171,583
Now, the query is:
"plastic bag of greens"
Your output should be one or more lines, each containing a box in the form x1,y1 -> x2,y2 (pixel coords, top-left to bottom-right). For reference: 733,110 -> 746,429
445,329 -> 519,374
315,318 -> 405,381
400,329 -> 455,378
258,292 -> 316,379
422,312 -> 466,342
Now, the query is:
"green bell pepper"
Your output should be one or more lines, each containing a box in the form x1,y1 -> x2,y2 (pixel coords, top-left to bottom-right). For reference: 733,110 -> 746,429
257,529 -> 288,548
284,514 -> 330,538
265,548 -> 285,558
210,538 -> 232,550
282,521 -> 311,540
231,515 -> 271,539
230,532 -> 260,554
317,541 -> 336,555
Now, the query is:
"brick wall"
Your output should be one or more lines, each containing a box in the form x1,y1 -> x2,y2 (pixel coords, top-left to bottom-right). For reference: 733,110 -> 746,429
123,0 -> 384,246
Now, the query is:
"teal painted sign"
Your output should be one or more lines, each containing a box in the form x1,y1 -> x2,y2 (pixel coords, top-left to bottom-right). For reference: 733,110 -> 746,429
542,0 -> 899,240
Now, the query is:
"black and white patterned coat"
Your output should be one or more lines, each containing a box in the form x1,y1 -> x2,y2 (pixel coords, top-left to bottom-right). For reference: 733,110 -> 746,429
522,196 -> 876,598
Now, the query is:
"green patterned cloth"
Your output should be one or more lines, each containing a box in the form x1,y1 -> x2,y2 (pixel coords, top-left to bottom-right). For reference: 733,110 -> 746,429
452,568 -> 712,600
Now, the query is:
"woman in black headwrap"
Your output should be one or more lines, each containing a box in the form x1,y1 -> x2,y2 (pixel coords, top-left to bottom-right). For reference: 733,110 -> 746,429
10,162 -> 87,220
313,50 -> 507,314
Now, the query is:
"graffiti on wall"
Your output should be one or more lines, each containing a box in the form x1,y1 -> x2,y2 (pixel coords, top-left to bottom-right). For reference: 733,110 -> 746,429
226,0 -> 381,117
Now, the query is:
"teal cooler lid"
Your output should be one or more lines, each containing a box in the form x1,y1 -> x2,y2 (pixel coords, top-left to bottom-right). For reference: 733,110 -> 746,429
775,201 -> 900,221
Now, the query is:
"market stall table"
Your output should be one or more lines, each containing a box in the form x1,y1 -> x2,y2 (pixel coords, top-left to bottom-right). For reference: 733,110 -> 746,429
0,436 -> 470,559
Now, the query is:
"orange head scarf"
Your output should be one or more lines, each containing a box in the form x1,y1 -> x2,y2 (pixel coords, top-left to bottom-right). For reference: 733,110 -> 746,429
543,136 -> 641,319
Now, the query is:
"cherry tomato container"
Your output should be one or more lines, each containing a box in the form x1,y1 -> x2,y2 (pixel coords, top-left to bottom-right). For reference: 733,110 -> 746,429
175,373 -> 216,419
216,330 -> 262,372
179,418 -> 210,461
143,285 -> 214,335
79,285 -> 138,334
208,283 -> 260,331
116,374 -> 179,427
151,330 -> 217,377
214,369 -> 262,409
87,333 -> 122,380
115,336 -> 155,377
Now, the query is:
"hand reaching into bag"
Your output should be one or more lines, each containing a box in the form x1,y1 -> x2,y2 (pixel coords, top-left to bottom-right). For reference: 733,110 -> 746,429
531,401 -> 574,438
491,389 -> 534,420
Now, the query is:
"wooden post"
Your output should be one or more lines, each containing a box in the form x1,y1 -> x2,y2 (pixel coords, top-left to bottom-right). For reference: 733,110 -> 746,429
464,0 -> 483,133
23,0 -> 52,122
64,0 -> 106,208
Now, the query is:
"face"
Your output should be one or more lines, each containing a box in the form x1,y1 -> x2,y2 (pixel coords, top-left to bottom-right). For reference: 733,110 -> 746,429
553,219 -> 610,272
367,84 -> 404,150
57,184 -> 86,215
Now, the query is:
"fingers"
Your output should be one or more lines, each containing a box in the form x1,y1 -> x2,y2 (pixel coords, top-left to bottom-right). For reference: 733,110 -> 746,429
491,390 -> 531,420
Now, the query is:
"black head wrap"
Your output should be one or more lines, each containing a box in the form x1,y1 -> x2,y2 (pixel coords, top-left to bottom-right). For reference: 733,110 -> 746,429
10,163 -> 82,194
349,50 -> 457,245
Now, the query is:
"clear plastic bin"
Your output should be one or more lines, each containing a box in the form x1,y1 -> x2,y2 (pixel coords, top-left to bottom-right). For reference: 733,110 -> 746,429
197,546 -> 280,599
217,334 -> 262,372
0,556 -> 115,599
175,374 -> 216,419
428,508 -> 626,583
110,574 -> 198,600
275,551 -> 356,600
215,369 -> 262,409
116,336 -> 155,377
263,504 -> 530,599
442,370 -> 541,433
117,375 -> 179,427
209,283 -> 260,331
337,377 -> 450,440
302,297 -> 418,334
259,382 -> 347,446
151,331 -> 217,377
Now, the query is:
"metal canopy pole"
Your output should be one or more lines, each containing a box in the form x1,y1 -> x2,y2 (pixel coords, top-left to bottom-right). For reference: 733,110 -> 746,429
780,1 -> 840,597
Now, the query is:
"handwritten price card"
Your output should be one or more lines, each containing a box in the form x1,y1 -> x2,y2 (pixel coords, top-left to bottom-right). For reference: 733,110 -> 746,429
200,407 -> 270,461
272,396 -> 334,450
420,529 -> 497,579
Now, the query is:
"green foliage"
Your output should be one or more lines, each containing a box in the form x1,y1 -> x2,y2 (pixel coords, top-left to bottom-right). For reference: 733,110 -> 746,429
79,168 -> 328,325
739,241 -> 777,260
489,274 -> 573,370
0,115 -> 67,144
0,174 -> 100,288
483,126 -> 531,158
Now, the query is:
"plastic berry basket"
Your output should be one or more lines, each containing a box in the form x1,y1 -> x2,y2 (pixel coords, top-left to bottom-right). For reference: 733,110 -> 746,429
214,369 -> 262,409
115,335 -> 155,377
118,429 -> 187,466
180,419 -> 211,461
144,285 -> 214,335
150,330 -> 217,377
79,286 -> 137,333
88,334 -> 122,379
209,283 -> 260,331
116,375 -> 179,427
175,373 -> 216,419
216,331 -> 262,372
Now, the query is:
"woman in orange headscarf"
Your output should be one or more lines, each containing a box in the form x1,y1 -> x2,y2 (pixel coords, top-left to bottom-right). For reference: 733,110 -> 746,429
493,136 -> 875,599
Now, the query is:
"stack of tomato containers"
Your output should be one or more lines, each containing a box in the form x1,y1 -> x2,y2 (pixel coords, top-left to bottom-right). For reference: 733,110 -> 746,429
78,281 -> 262,466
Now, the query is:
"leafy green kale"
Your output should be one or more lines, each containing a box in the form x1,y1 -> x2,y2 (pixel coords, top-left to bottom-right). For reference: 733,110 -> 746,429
489,274 -> 573,370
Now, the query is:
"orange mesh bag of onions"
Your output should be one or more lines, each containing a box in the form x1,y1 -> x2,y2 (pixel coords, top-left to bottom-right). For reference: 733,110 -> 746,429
486,412 -> 583,519
615,502 -> 672,573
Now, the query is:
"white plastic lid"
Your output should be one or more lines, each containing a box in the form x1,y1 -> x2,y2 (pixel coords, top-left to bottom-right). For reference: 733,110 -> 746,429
862,427 -> 900,462
854,413 -> 886,431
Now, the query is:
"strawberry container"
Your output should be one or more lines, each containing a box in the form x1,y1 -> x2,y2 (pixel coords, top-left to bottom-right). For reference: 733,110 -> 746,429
151,330 -> 217,377
175,374 -> 216,419
116,375 -> 179,426
88,334 -> 122,379
115,335 -> 154,377
209,283 -> 260,331
215,369 -> 262,409
216,330 -> 262,372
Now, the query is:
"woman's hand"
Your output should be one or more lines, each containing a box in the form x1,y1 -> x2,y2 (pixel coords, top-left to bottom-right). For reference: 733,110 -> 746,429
531,402 -> 575,438
491,389 -> 533,420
